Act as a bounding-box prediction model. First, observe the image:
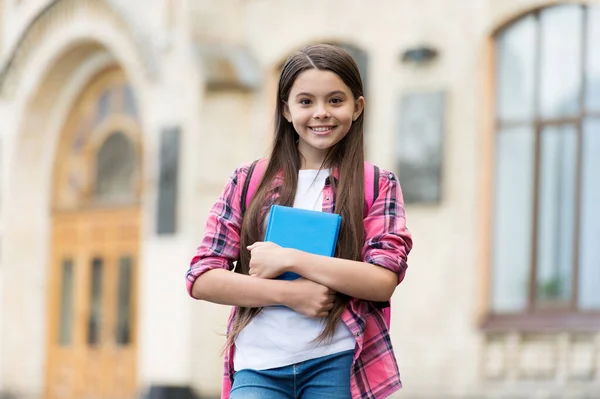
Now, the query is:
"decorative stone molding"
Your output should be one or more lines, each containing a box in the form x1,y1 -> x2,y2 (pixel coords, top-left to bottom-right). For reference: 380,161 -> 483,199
0,0 -> 158,97
519,334 -> 558,379
482,332 -> 600,384
570,335 -> 596,381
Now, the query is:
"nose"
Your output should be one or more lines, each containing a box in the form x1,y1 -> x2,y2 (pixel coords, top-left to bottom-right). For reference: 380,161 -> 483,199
313,103 -> 330,119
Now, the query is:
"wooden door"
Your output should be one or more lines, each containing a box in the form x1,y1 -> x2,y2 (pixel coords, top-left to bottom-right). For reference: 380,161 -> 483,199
46,208 -> 139,399
45,68 -> 142,399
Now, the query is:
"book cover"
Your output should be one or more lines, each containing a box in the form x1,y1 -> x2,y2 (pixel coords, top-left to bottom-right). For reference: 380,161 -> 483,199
264,204 -> 341,280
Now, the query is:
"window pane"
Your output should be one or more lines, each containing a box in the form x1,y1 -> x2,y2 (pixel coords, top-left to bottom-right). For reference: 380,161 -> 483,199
492,126 -> 535,312
586,6 -> 600,111
496,15 -> 537,122
540,5 -> 583,119
116,257 -> 133,345
123,84 -> 138,118
579,119 -> 600,309
58,259 -> 74,346
95,132 -> 136,202
88,257 -> 103,346
536,125 -> 577,306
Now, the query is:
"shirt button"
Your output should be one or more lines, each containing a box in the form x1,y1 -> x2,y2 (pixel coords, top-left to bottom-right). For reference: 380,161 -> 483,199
355,332 -> 361,337
325,197 -> 330,201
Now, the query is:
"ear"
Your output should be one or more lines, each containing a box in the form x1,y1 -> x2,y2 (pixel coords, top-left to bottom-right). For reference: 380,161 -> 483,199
353,96 -> 365,121
282,102 -> 292,123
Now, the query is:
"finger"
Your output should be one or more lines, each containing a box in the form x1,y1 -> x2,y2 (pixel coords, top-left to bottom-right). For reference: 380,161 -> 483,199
317,311 -> 329,318
247,241 -> 265,251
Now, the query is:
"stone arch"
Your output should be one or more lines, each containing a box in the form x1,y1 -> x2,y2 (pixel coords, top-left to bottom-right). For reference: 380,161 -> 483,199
0,0 -> 158,96
0,6 -> 149,394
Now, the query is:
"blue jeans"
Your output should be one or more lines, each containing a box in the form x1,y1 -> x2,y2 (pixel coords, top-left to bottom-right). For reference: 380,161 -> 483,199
230,350 -> 354,399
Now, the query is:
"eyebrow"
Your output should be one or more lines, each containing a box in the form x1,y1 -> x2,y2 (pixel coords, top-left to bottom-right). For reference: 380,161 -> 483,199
295,90 -> 348,98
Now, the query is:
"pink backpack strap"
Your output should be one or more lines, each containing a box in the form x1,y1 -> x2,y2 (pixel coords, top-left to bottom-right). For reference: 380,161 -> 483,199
244,160 -> 379,212
240,159 -> 268,213
363,161 -> 380,214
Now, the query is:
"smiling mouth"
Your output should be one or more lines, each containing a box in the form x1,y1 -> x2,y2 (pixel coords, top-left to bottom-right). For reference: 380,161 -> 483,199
309,126 -> 335,135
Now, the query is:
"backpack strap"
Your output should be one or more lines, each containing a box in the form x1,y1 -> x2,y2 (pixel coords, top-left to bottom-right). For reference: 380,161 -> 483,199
243,160 -> 381,215
373,166 -> 380,201
363,161 -> 380,213
240,159 -> 268,215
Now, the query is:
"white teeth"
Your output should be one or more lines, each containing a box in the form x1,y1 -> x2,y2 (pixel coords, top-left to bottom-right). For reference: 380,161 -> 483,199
311,127 -> 331,132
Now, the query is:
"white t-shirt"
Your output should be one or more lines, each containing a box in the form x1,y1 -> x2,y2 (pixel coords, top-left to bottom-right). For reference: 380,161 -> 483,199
233,169 -> 356,371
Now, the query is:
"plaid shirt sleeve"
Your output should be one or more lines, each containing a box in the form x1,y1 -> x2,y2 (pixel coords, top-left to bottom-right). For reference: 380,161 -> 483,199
185,164 -> 249,297
362,169 -> 413,284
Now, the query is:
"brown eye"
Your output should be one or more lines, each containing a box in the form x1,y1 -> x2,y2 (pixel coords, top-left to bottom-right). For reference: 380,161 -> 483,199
299,99 -> 312,105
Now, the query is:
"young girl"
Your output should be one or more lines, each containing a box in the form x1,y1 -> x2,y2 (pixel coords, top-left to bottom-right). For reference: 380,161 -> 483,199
186,44 -> 412,399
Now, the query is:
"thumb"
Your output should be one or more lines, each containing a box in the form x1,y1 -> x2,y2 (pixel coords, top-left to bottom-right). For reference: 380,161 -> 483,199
247,241 -> 264,251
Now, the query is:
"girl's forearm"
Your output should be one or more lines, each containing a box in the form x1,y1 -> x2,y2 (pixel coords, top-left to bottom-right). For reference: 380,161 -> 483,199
191,268 -> 289,307
286,250 -> 397,302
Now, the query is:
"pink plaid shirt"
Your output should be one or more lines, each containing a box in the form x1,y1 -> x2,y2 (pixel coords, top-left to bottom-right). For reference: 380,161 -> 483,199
186,162 -> 413,399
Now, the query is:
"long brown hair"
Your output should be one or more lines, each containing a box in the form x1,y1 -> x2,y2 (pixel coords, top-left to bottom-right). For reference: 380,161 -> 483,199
227,44 -> 366,347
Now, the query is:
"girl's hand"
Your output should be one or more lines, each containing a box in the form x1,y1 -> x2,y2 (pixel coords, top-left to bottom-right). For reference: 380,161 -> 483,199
285,278 -> 336,318
247,241 -> 294,279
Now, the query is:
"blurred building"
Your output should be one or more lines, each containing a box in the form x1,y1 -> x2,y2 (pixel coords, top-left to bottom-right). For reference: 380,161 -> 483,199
0,0 -> 599,398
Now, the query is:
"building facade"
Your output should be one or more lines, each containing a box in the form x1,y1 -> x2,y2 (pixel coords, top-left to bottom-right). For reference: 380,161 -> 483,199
0,0 -> 599,398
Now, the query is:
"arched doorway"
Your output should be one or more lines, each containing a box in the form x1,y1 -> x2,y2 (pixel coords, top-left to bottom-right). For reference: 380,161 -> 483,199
45,67 -> 142,399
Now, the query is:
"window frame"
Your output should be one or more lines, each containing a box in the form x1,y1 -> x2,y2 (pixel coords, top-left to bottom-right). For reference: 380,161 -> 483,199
481,4 -> 600,332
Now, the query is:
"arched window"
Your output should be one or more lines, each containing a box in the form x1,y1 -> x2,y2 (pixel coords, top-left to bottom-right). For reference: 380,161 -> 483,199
490,4 -> 600,321
95,132 -> 136,202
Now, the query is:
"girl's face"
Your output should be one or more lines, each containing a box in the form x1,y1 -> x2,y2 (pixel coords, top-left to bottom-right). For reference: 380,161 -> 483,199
283,69 -> 364,168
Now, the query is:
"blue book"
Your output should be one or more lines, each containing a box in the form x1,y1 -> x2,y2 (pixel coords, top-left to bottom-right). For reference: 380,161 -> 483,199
264,204 -> 342,280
